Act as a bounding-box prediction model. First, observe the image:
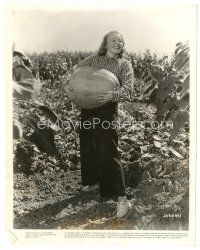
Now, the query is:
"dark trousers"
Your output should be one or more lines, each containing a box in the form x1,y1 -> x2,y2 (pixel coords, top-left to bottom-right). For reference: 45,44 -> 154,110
80,102 -> 126,198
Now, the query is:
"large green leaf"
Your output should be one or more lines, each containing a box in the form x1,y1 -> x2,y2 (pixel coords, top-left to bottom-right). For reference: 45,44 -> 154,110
174,92 -> 189,110
174,42 -> 189,73
150,65 -> 165,83
169,111 -> 189,139
157,97 -> 175,116
181,75 -> 189,93
13,120 -> 23,140
157,79 -> 174,102
37,105 -> 62,129
13,81 -> 34,100
13,66 -> 32,81
18,78 -> 42,95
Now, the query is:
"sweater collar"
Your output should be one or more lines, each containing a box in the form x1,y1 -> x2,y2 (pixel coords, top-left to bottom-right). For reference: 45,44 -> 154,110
105,54 -> 120,62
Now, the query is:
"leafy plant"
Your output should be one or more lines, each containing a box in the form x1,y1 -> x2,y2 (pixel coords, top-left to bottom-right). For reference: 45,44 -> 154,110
144,42 -> 189,140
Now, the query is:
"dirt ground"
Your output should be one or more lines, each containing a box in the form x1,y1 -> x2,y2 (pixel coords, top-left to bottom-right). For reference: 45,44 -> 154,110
13,81 -> 189,231
13,156 -> 189,230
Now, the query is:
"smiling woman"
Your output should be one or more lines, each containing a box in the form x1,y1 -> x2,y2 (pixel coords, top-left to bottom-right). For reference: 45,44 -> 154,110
64,30 -> 134,218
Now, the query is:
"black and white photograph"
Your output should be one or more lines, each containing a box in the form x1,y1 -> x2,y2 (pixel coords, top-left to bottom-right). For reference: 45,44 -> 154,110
6,1 -> 197,245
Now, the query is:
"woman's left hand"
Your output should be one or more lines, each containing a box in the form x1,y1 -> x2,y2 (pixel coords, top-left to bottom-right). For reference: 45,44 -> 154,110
97,91 -> 113,104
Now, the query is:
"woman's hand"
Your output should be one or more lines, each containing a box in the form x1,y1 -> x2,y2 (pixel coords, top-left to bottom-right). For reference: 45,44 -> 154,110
64,85 -> 77,101
97,91 -> 114,104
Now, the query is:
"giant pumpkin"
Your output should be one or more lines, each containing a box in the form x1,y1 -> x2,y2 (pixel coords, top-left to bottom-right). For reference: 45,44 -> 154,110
68,66 -> 120,109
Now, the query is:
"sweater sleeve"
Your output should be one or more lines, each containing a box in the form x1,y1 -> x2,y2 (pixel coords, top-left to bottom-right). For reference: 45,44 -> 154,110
64,54 -> 95,82
74,55 -> 95,69
111,60 -> 135,102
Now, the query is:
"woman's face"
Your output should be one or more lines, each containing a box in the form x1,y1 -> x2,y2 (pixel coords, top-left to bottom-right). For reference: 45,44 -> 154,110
106,32 -> 124,56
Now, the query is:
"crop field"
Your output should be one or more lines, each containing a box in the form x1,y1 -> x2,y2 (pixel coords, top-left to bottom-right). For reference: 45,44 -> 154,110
13,43 -> 189,230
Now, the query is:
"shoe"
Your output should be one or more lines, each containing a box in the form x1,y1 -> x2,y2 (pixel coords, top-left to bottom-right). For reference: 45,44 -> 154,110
82,184 -> 99,192
116,197 -> 131,218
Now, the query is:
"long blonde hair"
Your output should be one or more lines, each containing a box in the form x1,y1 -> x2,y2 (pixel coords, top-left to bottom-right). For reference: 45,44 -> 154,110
97,31 -> 125,58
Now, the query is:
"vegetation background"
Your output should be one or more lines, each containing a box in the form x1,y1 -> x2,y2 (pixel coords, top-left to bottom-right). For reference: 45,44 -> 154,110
12,42 -> 190,230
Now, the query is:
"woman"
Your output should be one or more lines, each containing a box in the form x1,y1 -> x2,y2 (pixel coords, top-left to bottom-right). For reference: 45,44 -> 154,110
65,31 -> 134,218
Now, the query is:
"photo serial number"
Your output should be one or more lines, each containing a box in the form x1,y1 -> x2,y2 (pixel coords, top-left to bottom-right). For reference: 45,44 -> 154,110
163,214 -> 182,218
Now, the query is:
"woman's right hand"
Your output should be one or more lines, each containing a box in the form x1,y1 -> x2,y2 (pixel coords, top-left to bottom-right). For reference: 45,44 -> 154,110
64,84 -> 77,101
